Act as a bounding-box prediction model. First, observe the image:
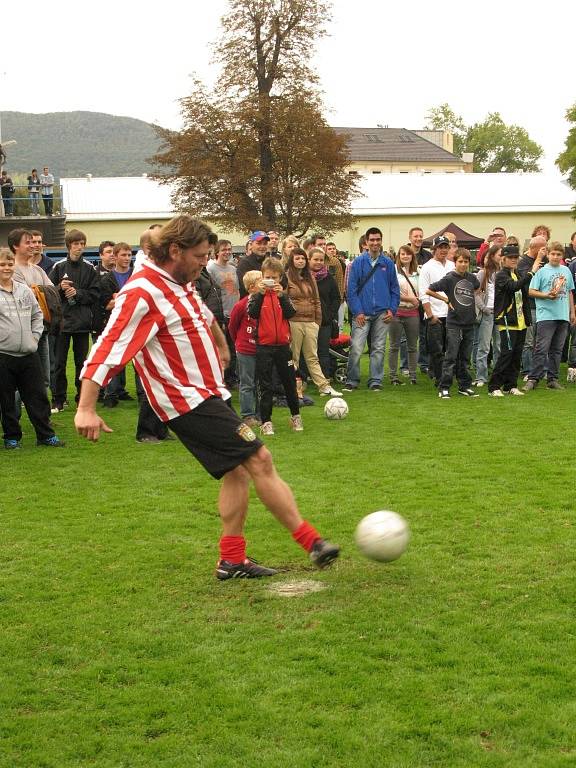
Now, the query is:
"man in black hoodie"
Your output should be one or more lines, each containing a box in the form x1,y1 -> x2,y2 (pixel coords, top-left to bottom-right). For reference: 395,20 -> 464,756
49,229 -> 99,412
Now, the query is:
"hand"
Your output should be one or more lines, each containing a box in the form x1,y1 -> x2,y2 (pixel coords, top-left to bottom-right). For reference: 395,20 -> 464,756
257,278 -> 267,294
382,310 -> 393,323
74,409 -> 113,442
547,290 -> 558,300
355,313 -> 366,328
429,315 -> 439,324
64,286 -> 77,299
272,283 -> 283,295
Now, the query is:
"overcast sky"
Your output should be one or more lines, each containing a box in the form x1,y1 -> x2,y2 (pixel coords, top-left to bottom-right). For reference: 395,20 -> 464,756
1,0 -> 573,172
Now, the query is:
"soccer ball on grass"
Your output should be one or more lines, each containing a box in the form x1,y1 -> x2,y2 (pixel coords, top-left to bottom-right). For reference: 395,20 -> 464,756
324,397 -> 349,420
355,510 -> 410,562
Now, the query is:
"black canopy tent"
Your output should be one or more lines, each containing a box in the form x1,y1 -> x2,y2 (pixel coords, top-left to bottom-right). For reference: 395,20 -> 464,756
422,223 -> 484,250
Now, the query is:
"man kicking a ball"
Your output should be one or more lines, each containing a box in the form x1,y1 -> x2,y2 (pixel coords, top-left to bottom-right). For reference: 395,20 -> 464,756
75,215 -> 339,580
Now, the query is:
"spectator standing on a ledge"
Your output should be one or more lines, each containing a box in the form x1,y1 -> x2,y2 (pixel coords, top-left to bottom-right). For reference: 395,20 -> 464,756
40,166 -> 55,216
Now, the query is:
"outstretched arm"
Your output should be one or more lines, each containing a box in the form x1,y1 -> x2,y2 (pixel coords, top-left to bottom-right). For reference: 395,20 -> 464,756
75,380 -> 113,442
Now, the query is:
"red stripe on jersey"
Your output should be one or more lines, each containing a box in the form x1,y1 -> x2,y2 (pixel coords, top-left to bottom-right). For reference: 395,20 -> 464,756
81,261 -> 228,419
140,344 -> 192,417
148,270 -> 220,391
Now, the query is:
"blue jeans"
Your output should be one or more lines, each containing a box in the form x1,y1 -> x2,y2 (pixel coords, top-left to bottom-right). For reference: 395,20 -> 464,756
475,311 -> 500,383
236,352 -> 258,418
418,321 -> 429,371
29,192 -> 40,215
521,322 -> 537,375
2,196 -> 13,215
529,320 -> 569,382
346,313 -> 390,387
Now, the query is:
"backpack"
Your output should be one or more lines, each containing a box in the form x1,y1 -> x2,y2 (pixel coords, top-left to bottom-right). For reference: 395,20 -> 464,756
32,284 -> 63,332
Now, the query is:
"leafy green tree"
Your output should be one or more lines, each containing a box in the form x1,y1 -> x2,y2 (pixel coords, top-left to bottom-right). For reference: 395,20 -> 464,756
556,103 -> 576,190
425,104 -> 543,172
466,113 -> 542,172
425,103 -> 466,158
153,0 -> 358,235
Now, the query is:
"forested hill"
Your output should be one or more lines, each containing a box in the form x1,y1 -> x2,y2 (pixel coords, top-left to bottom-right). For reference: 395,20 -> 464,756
0,111 -> 163,177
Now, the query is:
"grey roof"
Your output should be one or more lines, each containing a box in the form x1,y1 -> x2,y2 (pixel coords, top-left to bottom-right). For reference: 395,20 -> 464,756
333,127 -> 462,163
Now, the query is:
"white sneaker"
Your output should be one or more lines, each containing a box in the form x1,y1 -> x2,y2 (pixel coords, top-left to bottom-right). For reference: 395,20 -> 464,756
522,374 -> 529,382
567,367 -> 576,383
508,387 -> 525,396
489,389 -> 504,397
290,414 -> 304,432
320,386 -> 342,397
475,381 -> 485,388
260,421 -> 274,436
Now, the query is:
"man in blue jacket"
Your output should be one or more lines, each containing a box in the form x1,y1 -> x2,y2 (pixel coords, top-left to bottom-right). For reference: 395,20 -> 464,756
344,227 -> 400,391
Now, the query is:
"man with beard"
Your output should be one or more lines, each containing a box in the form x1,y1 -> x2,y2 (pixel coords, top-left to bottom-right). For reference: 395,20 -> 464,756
75,215 -> 339,580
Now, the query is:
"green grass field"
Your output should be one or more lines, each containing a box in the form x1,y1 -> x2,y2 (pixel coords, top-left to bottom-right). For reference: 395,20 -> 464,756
2,368 -> 575,767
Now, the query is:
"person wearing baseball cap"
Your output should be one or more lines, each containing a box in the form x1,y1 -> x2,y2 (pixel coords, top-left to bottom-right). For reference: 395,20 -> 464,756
237,231 -> 271,297
488,245 -> 544,397
418,236 -> 453,385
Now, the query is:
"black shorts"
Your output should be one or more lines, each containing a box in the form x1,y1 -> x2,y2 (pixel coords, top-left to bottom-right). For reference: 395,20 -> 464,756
168,397 -> 263,479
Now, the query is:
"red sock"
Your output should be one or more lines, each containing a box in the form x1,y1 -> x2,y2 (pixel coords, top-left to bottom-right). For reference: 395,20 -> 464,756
292,521 -> 321,553
219,535 -> 246,564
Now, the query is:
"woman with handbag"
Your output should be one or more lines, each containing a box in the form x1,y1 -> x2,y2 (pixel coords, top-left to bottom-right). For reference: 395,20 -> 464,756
388,245 -> 420,385
308,248 -> 341,380
473,245 -> 502,387
286,248 -> 341,397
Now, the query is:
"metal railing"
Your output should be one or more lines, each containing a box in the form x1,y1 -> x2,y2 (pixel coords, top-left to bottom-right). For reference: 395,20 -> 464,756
0,184 -> 63,217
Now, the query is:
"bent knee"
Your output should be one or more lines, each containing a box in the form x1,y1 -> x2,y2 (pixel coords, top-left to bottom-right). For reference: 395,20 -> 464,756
243,445 -> 274,476
227,463 -> 251,484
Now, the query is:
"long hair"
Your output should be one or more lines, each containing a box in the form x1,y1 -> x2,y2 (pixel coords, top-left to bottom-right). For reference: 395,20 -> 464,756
286,247 -> 313,288
280,235 -> 300,267
481,244 -> 502,291
395,244 -> 418,275
149,215 -> 213,265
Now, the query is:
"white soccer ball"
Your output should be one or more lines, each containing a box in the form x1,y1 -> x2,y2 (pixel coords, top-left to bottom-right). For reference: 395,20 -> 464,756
355,511 -> 410,562
324,397 -> 349,420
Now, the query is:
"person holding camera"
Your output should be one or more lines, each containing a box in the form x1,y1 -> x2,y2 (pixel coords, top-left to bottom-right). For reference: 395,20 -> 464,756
248,257 -> 302,435
476,226 -> 506,268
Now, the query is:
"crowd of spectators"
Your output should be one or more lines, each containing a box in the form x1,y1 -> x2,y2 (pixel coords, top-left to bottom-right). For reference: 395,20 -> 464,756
1,221 -> 575,448
0,166 -> 55,217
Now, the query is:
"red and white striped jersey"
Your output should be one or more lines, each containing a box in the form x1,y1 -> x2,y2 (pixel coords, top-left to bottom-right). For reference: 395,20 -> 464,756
81,261 -> 230,421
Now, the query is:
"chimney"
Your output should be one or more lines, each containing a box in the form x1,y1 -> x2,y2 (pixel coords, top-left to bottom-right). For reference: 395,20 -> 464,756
462,153 -> 474,173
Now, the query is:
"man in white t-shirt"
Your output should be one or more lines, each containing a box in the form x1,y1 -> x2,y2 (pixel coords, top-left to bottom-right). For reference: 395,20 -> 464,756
418,236 -> 453,385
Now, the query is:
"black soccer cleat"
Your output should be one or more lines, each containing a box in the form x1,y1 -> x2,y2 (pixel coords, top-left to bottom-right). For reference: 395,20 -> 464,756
215,558 -> 278,581
310,539 -> 340,569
